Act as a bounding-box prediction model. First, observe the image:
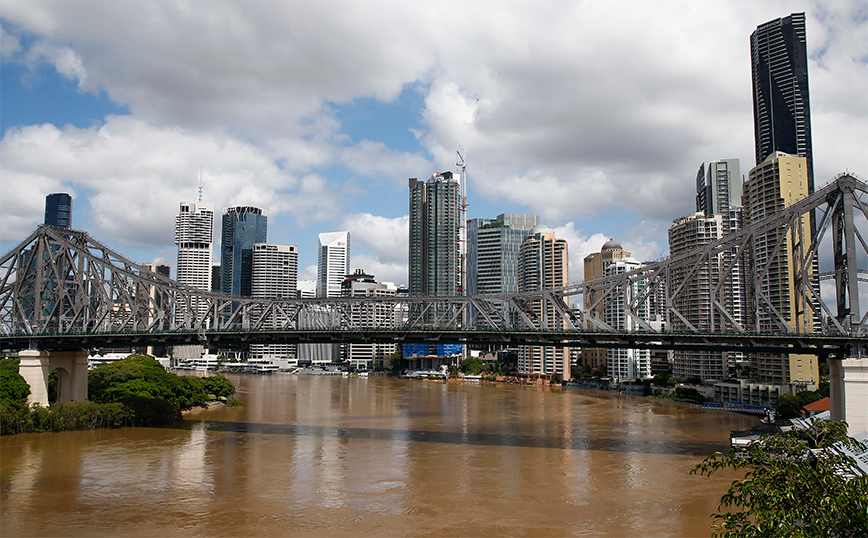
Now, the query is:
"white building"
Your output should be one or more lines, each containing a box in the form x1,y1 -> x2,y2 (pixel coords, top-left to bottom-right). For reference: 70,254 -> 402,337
249,243 -> 298,363
174,200 -> 214,360
605,258 -> 652,382
340,270 -> 398,370
317,231 -> 350,298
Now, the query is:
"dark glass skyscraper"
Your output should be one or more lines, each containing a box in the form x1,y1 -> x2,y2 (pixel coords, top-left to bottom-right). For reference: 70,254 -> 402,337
408,172 -> 459,297
221,206 -> 267,297
751,12 -> 813,191
44,193 -> 72,228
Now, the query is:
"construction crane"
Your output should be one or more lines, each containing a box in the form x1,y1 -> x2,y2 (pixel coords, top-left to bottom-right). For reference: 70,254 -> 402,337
456,99 -> 479,302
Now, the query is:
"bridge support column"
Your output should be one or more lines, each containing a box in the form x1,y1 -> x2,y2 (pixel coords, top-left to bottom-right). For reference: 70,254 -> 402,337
18,350 -> 89,407
841,358 -> 868,435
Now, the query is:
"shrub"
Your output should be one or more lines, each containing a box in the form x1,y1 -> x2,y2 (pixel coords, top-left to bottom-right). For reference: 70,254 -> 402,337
0,369 -> 31,405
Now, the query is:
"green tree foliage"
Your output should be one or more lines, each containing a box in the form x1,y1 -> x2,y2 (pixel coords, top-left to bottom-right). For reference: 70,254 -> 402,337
0,369 -> 31,405
200,375 -> 236,398
692,420 -> 868,537
459,357 -> 487,375
89,354 -> 209,425
774,394 -> 805,420
389,349 -> 403,374
1,400 -> 131,435
0,357 -> 21,371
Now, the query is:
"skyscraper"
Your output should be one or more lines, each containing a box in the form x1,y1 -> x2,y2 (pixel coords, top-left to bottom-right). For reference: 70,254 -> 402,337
751,12 -> 813,190
317,231 -> 350,298
743,151 -> 817,393
467,213 -> 539,296
221,206 -> 267,297
409,172 -> 460,297
175,200 -> 214,360
44,193 -> 72,228
249,243 -> 298,362
517,225 -> 570,380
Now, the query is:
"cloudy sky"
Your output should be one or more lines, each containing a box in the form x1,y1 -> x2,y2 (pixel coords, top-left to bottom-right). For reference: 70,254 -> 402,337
1,0 -> 866,286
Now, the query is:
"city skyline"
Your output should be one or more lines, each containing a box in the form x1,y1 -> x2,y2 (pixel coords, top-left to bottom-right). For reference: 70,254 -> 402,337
1,2 -> 866,286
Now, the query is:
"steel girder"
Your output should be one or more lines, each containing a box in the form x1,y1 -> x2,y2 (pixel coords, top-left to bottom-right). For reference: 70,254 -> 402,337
0,174 -> 865,354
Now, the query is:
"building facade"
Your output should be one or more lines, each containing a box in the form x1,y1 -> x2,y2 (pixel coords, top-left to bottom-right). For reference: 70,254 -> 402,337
221,206 -> 267,297
743,151 -> 818,394
409,172 -> 460,297
467,213 -> 539,296
249,243 -> 298,362
751,12 -> 813,191
582,239 -> 631,373
604,258 -> 652,382
174,200 -> 214,360
44,193 -> 72,229
317,231 -> 351,298
517,225 -> 570,379
340,269 -> 397,370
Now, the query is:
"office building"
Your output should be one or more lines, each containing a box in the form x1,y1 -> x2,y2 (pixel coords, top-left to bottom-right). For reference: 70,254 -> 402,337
582,239 -> 631,373
174,200 -> 214,360
44,193 -> 72,228
409,172 -> 460,297
517,225 -> 570,379
221,206 -> 267,297
249,243 -> 298,362
317,231 -> 351,298
751,12 -> 813,190
211,264 -> 221,292
467,213 -> 539,296
743,151 -> 818,394
340,269 -> 397,370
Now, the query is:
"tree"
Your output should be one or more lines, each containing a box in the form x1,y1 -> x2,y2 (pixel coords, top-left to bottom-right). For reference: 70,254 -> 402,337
0,369 -> 30,405
200,375 -> 236,398
692,420 -> 868,537
460,357 -> 486,375
774,394 -> 804,420
388,349 -> 403,374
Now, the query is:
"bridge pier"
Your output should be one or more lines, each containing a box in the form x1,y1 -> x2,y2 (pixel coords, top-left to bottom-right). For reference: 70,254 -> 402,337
831,358 -> 868,435
18,350 -> 89,406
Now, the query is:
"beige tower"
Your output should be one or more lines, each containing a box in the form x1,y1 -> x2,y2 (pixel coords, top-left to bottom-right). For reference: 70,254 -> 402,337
518,225 -> 570,380
744,152 -> 818,393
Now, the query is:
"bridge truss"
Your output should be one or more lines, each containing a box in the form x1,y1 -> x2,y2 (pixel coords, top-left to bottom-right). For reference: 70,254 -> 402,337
0,175 -> 866,356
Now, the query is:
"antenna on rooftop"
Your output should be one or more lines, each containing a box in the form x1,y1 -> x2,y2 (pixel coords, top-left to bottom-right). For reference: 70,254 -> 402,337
197,167 -> 203,202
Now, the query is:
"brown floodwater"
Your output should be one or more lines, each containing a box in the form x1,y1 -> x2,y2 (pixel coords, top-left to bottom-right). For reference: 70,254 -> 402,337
1,375 -> 757,537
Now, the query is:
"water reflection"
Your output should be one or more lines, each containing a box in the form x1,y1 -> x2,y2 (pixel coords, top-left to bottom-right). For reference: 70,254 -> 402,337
1,375 -> 758,537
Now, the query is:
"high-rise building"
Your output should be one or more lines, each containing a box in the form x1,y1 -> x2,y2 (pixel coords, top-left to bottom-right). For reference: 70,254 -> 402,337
317,231 -> 350,298
44,193 -> 72,228
605,258 -> 652,382
174,200 -> 214,360
751,12 -> 813,190
696,159 -> 742,233
340,269 -> 397,370
467,213 -> 539,296
211,264 -> 221,292
582,239 -> 631,373
141,262 -> 170,357
517,225 -> 570,380
409,172 -> 460,297
249,243 -> 298,362
221,206 -> 267,297
743,151 -> 817,393
668,212 -> 725,381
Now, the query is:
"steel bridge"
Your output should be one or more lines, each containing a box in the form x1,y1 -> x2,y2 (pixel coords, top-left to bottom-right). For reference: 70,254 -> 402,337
1,174 -> 866,417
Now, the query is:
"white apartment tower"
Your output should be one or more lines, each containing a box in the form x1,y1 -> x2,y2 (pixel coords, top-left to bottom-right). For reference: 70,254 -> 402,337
317,231 -> 350,298
249,243 -> 298,362
174,200 -> 214,360
605,258 -> 652,382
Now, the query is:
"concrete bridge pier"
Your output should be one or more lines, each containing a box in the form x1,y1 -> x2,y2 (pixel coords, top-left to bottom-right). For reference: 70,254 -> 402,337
18,349 -> 89,406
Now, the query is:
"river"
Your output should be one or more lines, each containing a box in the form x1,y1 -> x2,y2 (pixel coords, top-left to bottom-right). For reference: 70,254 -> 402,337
1,374 -> 758,537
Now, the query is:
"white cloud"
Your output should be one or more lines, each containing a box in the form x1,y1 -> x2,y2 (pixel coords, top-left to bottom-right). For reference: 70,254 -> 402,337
349,254 -> 407,286
342,213 -> 408,265
0,117 -> 337,245
1,0 -> 865,274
